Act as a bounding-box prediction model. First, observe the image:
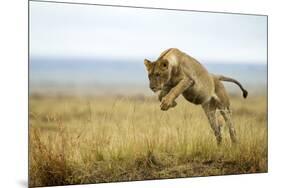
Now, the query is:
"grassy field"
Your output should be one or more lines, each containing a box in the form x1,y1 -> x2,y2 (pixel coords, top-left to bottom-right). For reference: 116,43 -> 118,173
29,94 -> 267,187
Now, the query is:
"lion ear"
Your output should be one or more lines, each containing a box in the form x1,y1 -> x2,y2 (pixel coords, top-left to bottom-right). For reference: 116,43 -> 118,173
144,59 -> 152,71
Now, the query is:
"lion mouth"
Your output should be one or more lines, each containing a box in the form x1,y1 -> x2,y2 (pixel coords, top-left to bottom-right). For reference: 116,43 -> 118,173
151,88 -> 161,93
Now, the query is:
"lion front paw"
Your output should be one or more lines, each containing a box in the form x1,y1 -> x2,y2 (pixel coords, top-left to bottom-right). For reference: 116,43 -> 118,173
160,96 -> 175,111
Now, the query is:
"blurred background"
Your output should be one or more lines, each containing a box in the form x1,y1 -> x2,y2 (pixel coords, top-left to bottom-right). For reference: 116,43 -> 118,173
29,1 -> 267,97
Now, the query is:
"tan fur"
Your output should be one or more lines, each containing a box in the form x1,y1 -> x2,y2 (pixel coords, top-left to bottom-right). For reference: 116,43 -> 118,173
144,48 -> 248,145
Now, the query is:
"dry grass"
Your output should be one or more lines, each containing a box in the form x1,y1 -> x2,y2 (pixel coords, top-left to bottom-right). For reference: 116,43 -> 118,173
29,94 -> 267,187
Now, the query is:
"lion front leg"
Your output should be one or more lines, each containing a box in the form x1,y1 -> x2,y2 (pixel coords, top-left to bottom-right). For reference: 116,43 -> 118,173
160,77 -> 194,111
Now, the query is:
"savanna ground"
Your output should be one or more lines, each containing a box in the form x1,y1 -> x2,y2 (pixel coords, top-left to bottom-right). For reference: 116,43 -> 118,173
29,93 -> 267,187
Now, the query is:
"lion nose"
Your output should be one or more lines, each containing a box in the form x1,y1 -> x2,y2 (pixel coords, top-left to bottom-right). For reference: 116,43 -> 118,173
150,86 -> 158,92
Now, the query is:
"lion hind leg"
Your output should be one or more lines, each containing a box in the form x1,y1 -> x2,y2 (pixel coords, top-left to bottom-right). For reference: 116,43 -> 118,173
219,108 -> 238,144
202,99 -> 222,146
216,111 -> 224,132
212,78 -> 237,144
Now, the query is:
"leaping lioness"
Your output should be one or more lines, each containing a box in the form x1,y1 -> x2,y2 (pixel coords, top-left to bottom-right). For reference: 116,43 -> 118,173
144,48 -> 248,145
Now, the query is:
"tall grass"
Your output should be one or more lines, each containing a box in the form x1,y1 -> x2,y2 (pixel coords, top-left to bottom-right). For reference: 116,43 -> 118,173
29,95 -> 267,187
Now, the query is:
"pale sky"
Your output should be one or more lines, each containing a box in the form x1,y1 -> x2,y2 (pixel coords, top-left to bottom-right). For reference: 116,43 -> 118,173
30,1 -> 267,64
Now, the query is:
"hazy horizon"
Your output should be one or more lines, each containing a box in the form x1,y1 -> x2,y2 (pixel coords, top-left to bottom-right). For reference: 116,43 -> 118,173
30,57 -> 267,96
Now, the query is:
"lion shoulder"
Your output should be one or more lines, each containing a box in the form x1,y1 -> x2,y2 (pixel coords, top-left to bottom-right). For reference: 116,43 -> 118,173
160,48 -> 211,79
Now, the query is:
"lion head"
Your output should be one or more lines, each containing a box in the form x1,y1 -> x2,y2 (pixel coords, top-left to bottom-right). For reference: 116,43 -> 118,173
144,59 -> 171,92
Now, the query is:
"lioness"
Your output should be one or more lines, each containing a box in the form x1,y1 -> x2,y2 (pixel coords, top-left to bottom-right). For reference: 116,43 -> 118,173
144,48 -> 248,145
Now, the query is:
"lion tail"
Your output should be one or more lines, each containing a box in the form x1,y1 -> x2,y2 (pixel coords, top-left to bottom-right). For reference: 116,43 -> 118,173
217,75 -> 248,98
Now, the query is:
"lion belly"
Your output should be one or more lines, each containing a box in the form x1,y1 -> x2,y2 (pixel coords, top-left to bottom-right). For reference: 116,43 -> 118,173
182,75 -> 215,105
182,88 -> 211,104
